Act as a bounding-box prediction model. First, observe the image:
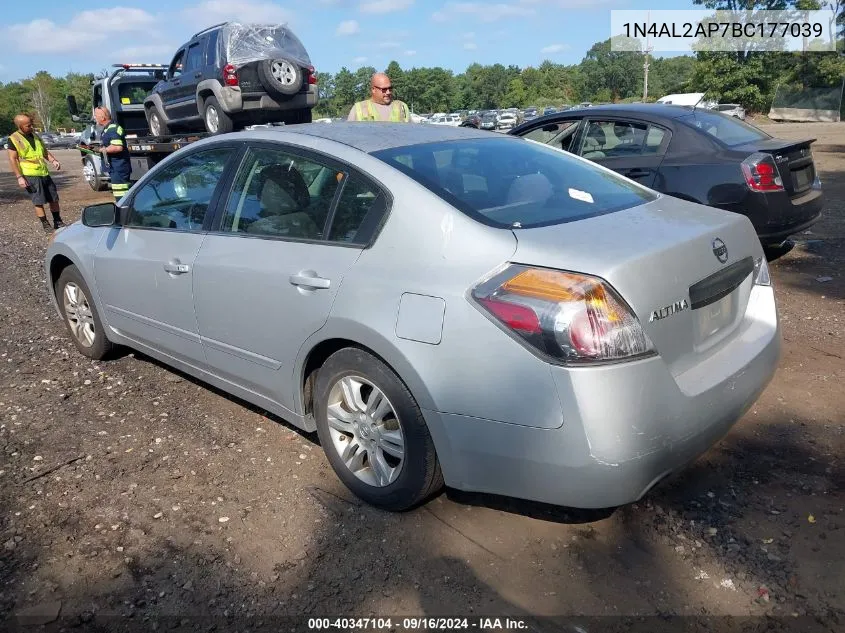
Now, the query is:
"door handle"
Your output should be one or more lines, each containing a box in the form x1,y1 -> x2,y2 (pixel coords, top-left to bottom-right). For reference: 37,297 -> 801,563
163,262 -> 190,274
194,72 -> 202,78
624,168 -> 651,178
289,273 -> 331,290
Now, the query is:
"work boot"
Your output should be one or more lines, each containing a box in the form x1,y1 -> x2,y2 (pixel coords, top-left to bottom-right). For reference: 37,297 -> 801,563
53,219 -> 65,229
40,217 -> 53,234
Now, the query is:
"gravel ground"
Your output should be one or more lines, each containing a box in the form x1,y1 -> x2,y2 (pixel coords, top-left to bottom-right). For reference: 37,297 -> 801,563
0,124 -> 843,632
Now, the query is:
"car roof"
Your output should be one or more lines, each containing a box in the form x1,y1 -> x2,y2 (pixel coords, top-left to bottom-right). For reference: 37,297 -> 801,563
539,103 -> 700,120
248,121 -> 500,153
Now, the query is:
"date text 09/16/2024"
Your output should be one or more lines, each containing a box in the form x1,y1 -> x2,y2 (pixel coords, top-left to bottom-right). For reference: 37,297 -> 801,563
307,617 -> 528,631
622,21 -> 824,39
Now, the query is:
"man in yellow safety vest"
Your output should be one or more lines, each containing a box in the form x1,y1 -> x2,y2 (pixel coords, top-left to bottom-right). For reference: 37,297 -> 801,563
7,114 -> 66,234
348,73 -> 411,122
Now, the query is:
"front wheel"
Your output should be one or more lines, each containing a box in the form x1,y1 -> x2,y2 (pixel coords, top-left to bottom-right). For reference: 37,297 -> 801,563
82,156 -> 107,191
55,266 -> 113,360
314,348 -> 443,511
146,107 -> 170,136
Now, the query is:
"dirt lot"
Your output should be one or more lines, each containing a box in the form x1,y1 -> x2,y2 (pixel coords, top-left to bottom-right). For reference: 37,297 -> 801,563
0,124 -> 843,632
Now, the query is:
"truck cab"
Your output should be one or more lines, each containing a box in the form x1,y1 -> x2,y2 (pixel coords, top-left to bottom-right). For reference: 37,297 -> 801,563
68,64 -> 167,190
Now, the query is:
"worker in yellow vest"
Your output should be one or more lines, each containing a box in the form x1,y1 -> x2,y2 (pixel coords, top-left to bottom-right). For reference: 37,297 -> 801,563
7,114 -> 66,234
347,73 -> 411,122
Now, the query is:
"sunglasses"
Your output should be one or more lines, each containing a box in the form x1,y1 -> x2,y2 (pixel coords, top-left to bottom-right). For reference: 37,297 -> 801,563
373,85 -> 393,92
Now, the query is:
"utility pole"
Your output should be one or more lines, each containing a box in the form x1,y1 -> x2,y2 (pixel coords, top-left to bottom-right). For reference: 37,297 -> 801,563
643,10 -> 652,101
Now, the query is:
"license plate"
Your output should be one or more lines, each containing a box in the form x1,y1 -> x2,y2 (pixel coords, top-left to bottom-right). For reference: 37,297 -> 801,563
793,167 -> 811,190
694,292 -> 736,341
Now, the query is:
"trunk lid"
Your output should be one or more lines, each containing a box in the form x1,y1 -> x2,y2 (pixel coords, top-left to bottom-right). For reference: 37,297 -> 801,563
510,196 -> 763,378
734,137 -> 817,197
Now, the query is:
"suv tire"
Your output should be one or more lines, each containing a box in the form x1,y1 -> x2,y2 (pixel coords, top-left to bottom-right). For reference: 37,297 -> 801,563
258,58 -> 303,98
204,96 -> 234,134
146,106 -> 171,136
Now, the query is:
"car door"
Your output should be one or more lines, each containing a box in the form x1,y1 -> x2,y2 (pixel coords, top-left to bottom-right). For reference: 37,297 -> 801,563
92,146 -> 236,367
160,48 -> 189,119
174,39 -> 205,120
192,142 -> 389,414
575,118 -> 671,188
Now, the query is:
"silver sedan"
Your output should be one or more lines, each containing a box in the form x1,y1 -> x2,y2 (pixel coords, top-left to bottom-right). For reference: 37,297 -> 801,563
45,123 -> 781,511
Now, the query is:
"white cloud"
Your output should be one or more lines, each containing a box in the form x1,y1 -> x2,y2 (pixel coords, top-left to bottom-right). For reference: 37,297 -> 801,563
404,50 -> 417,56
463,42 -> 478,50
336,19 -> 360,35
184,0 -> 294,24
5,9 -> 158,54
359,0 -> 414,14
352,56 -> 369,64
377,41 -> 401,49
433,3 -> 534,23
541,44 -> 568,54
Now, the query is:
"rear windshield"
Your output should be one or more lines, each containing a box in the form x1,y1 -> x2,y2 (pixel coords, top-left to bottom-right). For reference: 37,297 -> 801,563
371,137 -> 656,229
680,110 -> 769,146
116,81 -> 157,105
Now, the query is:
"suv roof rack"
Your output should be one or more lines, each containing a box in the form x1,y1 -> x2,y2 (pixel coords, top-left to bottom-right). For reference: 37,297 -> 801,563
192,23 -> 227,39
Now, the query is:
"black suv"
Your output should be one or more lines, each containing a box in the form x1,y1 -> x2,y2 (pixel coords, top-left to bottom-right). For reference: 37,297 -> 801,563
144,22 -> 318,135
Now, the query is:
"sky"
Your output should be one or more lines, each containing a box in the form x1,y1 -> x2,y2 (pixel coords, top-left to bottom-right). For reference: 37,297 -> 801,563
1,0 -> 694,83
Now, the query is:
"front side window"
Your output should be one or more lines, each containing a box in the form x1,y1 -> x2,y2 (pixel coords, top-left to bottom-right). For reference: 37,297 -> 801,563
169,50 -> 185,78
128,148 -> 231,230
372,136 -> 656,229
220,146 -> 342,240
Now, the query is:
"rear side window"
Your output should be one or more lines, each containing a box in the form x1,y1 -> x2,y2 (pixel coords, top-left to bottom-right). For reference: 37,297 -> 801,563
372,137 -> 656,229
206,30 -> 219,65
185,42 -> 204,72
680,110 -> 769,146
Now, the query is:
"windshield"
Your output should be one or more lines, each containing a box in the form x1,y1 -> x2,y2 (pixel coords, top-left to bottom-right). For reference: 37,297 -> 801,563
681,110 -> 769,146
372,137 -> 657,229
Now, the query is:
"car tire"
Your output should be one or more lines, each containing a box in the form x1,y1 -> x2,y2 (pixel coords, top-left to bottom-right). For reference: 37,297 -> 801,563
258,58 -> 303,98
55,265 -> 113,361
204,97 -> 234,134
82,156 -> 108,192
146,106 -> 170,136
314,348 -> 444,511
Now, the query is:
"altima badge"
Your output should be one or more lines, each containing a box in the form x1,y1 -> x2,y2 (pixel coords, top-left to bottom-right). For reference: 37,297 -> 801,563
650,299 -> 690,322
712,238 -> 728,264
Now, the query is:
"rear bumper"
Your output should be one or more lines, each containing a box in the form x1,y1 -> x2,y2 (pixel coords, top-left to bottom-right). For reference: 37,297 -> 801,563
426,286 -> 780,509
735,183 -> 824,244
216,85 -> 317,114
757,185 -> 824,243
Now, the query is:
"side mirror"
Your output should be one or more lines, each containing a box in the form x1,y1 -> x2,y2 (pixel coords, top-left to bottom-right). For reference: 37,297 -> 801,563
82,202 -> 120,228
67,95 -> 79,116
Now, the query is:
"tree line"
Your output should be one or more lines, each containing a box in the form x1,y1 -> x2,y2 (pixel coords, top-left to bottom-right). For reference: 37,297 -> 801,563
1,2 -> 842,134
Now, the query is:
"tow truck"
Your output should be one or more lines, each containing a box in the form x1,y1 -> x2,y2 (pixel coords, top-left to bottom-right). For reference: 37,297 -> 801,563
67,63 -> 212,191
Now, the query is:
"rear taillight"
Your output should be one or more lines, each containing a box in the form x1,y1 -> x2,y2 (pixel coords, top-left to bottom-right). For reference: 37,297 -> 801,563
222,64 -> 238,86
741,152 -> 783,192
307,66 -> 318,85
471,265 -> 655,364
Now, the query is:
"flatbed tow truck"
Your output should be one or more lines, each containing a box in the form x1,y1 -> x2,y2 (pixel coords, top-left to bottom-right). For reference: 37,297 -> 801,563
67,63 -> 286,191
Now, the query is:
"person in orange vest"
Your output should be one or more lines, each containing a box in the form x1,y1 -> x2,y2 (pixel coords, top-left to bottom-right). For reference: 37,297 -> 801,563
347,73 -> 411,122
7,114 -> 66,234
